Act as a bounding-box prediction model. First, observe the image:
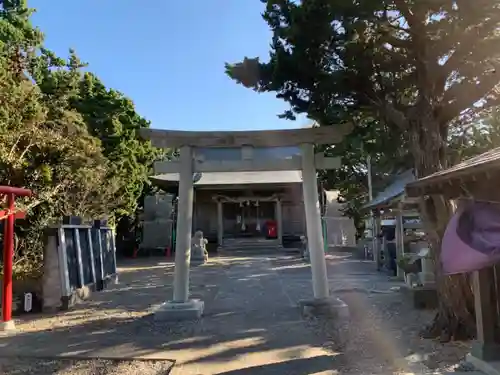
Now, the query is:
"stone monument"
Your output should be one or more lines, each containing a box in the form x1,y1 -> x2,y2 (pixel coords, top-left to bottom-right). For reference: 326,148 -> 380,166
141,194 -> 174,251
301,235 -> 310,262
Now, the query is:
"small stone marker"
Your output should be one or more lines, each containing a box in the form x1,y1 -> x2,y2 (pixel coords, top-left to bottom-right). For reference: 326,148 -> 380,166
23,293 -> 32,312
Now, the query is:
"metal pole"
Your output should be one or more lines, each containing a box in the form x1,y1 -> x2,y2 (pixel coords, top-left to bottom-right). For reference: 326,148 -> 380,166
367,155 -> 373,201
1,194 -> 15,328
217,201 -> 223,246
367,155 -> 377,263
275,199 -> 283,246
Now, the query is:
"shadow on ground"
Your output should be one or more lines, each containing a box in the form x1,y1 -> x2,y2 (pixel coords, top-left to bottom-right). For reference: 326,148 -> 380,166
212,355 -> 341,375
0,255 -> 345,374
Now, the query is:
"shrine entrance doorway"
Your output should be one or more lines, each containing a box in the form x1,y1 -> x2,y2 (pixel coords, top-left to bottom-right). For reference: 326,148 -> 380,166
222,200 -> 276,239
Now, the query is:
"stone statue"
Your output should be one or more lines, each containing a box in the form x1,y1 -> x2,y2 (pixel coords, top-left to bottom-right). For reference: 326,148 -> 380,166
301,235 -> 310,262
191,230 -> 208,265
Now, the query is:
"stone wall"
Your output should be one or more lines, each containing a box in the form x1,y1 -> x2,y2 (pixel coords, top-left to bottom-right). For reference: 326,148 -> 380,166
324,190 -> 357,246
140,194 -> 174,250
42,230 -> 64,310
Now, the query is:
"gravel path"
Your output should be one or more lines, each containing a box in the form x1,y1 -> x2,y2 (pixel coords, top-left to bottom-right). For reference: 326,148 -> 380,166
301,256 -> 472,374
0,358 -> 174,375
305,291 -> 470,374
0,254 -> 474,375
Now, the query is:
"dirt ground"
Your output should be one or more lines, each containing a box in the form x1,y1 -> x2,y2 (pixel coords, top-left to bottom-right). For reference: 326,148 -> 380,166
0,254 -> 472,375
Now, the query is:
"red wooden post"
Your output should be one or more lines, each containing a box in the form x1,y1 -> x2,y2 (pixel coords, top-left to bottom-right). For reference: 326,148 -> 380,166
2,194 -> 15,326
0,186 -> 31,332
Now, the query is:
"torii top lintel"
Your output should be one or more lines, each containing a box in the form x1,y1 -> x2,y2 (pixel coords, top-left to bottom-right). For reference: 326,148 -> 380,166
139,123 -> 353,149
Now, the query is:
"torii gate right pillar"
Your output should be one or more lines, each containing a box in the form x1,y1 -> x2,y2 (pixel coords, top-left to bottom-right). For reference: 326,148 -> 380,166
301,143 -> 329,299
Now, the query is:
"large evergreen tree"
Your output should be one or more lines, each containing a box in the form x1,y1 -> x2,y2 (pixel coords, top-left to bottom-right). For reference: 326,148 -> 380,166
226,0 -> 500,339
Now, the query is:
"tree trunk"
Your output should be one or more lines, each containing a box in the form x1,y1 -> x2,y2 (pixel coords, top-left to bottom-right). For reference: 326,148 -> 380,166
419,195 -> 476,341
409,115 -> 476,342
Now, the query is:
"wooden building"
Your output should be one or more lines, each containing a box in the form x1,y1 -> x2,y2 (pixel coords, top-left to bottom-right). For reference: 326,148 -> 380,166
151,145 -> 356,251
151,146 -> 307,250
406,147 -> 500,373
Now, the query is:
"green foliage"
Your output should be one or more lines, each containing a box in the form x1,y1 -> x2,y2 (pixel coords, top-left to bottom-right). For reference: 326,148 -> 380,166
0,0 -> 42,49
227,0 -> 500,213
72,72 -> 161,216
397,254 -> 420,275
0,49 -> 113,277
227,0 -> 500,335
0,1 -> 159,278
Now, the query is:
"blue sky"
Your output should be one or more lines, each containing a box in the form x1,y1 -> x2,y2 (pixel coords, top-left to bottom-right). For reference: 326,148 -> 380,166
30,0 -> 307,131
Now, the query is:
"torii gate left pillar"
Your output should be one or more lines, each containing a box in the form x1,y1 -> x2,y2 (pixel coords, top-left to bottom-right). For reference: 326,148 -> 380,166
140,125 -> 352,321
301,143 -> 329,299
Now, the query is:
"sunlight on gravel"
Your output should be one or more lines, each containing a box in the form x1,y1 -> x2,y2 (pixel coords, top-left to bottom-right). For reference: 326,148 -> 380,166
13,307 -> 151,334
306,288 -> 471,374
0,257 -> 474,375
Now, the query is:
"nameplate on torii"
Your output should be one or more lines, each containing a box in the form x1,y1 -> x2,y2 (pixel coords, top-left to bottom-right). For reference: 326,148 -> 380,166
154,154 -> 341,174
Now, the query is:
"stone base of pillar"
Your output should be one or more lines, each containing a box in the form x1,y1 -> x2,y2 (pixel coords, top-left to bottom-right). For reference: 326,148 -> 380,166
467,351 -> 500,375
404,284 -> 438,310
190,256 -> 208,266
0,320 -> 16,333
300,297 -> 350,350
299,297 -> 349,319
469,342 -> 500,362
153,299 -> 204,321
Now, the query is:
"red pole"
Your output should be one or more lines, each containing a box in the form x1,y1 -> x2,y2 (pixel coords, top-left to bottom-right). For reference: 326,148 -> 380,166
0,186 -> 31,197
2,194 -> 15,326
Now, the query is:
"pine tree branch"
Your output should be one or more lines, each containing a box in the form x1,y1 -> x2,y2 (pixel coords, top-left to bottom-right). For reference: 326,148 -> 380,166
393,0 -> 418,29
365,90 -> 409,130
439,63 -> 500,124
382,101 -> 409,130
441,14 -> 500,76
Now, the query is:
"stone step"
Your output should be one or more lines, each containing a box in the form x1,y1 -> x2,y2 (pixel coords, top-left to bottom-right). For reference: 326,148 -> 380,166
218,247 -> 283,255
219,238 -> 283,254
222,239 -> 280,247
222,242 -> 279,248
224,238 -> 276,242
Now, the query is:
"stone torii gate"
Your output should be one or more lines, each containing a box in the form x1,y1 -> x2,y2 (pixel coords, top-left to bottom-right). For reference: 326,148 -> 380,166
140,124 -> 352,320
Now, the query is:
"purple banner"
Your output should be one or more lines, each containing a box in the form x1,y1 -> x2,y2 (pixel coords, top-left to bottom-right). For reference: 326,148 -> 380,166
441,201 -> 500,275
